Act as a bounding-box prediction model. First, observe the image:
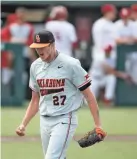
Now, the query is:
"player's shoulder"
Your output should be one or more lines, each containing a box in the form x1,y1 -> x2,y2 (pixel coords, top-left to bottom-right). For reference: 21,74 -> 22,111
133,20 -> 137,27
25,22 -> 34,28
93,18 -> 105,25
114,20 -> 122,29
134,20 -> 137,25
46,21 -> 56,25
45,21 -> 59,29
115,19 -> 134,26
60,21 -> 75,30
30,58 -> 42,70
93,18 -> 108,29
65,21 -> 74,27
58,53 -> 80,67
114,20 -> 123,26
9,22 -> 18,28
128,20 -> 135,26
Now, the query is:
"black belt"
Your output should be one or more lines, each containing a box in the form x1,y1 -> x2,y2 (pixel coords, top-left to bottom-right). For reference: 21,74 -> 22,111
42,114 -> 65,117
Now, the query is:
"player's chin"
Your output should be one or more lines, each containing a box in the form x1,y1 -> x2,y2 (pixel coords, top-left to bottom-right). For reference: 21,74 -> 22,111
40,56 -> 49,61
39,56 -> 45,60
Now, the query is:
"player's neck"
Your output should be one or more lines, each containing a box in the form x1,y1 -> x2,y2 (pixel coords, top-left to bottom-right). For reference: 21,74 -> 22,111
122,19 -> 129,25
104,16 -> 112,22
17,19 -> 25,25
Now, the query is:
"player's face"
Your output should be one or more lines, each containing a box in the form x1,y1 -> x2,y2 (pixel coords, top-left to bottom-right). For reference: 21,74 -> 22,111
35,44 -> 55,62
16,10 -> 25,21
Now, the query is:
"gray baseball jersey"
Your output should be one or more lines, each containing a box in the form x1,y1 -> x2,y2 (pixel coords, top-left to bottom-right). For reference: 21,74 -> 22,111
29,53 -> 91,116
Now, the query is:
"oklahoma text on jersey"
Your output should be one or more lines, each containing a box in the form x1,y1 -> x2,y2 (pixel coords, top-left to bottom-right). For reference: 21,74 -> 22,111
37,78 -> 65,96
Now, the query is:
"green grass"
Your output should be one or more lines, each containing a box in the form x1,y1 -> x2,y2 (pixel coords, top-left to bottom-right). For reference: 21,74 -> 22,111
1,142 -> 43,159
1,107 -> 40,136
1,106 -> 137,159
68,142 -> 137,159
77,107 -> 137,134
2,141 -> 137,159
1,107 -> 137,136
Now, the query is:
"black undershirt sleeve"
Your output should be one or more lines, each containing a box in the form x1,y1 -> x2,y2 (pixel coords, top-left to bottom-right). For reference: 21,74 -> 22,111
78,81 -> 91,91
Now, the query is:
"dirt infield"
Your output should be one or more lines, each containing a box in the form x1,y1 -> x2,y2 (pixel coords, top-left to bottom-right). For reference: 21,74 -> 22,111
2,134 -> 137,142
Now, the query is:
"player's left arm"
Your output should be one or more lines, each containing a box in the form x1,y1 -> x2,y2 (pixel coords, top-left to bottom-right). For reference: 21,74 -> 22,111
71,60 -> 106,147
71,60 -> 102,128
77,89 -> 106,148
82,87 -> 102,128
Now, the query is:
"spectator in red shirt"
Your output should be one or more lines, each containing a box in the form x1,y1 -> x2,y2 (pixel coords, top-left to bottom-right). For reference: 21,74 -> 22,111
1,14 -> 16,85
1,7 -> 36,99
2,7 -> 33,45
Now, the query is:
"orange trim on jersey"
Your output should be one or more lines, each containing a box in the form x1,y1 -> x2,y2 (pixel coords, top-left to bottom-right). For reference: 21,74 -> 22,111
58,112 -> 72,159
77,79 -> 91,89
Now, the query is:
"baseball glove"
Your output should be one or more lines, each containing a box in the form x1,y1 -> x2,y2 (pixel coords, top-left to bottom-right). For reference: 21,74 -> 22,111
78,128 -> 106,148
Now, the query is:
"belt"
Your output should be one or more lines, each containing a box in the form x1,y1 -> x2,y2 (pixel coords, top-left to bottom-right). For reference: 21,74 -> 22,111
42,114 -> 65,117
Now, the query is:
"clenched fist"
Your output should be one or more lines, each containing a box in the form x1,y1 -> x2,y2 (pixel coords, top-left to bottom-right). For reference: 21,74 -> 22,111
16,124 -> 25,136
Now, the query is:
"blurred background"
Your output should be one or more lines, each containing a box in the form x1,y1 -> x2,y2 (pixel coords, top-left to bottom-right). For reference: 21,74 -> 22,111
1,1 -> 137,159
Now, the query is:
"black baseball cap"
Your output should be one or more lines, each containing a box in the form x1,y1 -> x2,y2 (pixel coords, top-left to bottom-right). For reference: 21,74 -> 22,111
30,30 -> 55,49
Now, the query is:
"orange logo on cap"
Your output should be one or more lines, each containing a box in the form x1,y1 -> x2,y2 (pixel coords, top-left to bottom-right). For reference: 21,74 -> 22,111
36,35 -> 40,43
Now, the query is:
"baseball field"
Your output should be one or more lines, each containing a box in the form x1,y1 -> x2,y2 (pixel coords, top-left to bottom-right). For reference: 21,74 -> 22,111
1,104 -> 137,159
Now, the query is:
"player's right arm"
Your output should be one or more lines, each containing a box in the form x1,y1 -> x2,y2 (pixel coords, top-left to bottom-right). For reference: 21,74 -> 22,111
16,63 -> 39,136
16,91 -> 39,136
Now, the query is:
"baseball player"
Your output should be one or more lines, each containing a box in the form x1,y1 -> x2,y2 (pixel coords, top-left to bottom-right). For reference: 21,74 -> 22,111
131,4 -> 137,43
114,7 -> 136,45
16,30 -> 106,159
90,4 -> 117,104
45,6 -> 78,57
92,4 -> 117,61
89,49 -> 132,104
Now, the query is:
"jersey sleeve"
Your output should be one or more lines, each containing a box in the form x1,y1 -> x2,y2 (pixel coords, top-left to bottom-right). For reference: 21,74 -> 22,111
45,22 -> 50,30
72,60 -> 91,91
92,22 -> 102,48
69,25 -> 77,43
29,64 -> 39,92
114,22 -> 122,39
